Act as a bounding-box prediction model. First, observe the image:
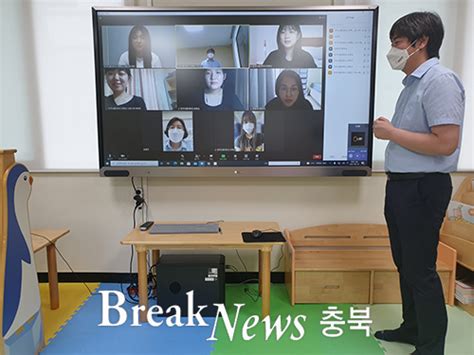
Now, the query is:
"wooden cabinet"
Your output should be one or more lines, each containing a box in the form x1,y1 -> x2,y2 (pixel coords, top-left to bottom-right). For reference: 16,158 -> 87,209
284,224 -> 457,306
440,175 -> 474,315
296,271 -> 370,303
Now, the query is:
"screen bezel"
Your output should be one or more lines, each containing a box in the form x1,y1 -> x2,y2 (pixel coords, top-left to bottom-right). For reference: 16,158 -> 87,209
92,6 -> 378,177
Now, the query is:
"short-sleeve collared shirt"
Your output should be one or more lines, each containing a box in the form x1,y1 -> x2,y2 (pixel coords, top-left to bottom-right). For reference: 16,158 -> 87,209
385,58 -> 465,173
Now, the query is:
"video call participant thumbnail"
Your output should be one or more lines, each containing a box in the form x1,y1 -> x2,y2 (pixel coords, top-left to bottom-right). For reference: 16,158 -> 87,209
175,25 -> 248,68
118,25 -> 162,68
265,70 -> 313,110
263,25 -> 317,68
264,111 -> 323,160
201,48 -> 222,68
104,68 -> 147,111
234,111 -> 264,152
163,115 -> 193,152
177,69 -> 246,111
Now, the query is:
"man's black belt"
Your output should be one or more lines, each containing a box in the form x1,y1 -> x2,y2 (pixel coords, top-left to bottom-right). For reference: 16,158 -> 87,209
386,172 -> 445,181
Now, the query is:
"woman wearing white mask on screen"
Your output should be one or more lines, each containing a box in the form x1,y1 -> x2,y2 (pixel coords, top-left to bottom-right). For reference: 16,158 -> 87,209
164,117 -> 193,152
234,111 -> 264,152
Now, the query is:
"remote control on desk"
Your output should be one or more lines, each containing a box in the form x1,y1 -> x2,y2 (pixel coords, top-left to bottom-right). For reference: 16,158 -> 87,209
139,221 -> 154,231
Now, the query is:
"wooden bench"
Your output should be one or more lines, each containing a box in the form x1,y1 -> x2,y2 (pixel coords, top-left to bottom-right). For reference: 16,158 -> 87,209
283,224 -> 456,305
31,229 -> 70,310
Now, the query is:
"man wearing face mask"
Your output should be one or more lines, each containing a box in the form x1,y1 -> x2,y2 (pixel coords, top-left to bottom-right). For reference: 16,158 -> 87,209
164,117 -> 193,152
373,12 -> 465,355
201,48 -> 222,68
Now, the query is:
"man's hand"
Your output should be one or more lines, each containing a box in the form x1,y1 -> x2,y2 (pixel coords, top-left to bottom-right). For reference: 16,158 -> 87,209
374,117 -> 395,140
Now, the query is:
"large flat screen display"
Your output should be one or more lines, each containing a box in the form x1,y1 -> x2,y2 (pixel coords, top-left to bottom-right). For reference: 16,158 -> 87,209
93,6 -> 378,177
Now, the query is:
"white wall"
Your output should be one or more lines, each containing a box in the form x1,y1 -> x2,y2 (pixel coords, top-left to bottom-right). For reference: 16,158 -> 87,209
336,0 -> 473,170
30,172 -> 469,273
1,0 -> 472,274
3,0 -> 471,171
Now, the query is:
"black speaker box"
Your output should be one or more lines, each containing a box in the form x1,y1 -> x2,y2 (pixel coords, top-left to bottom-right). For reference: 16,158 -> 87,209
156,254 -> 225,317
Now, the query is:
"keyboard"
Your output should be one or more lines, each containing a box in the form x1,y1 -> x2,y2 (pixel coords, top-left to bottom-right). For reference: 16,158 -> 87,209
149,223 -> 220,234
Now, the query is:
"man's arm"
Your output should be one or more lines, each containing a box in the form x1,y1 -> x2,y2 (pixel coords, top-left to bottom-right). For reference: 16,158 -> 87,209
374,117 -> 460,156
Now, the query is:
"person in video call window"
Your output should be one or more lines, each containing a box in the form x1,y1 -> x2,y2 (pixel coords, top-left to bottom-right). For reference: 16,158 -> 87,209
118,25 -> 162,68
263,25 -> 317,68
234,111 -> 264,152
265,70 -> 313,110
373,12 -> 464,355
104,68 -> 146,110
164,117 -> 192,152
201,48 -> 222,68
199,68 -> 244,111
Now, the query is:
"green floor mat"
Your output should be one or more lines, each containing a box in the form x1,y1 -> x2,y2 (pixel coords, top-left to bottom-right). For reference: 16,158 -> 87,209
211,284 -> 383,355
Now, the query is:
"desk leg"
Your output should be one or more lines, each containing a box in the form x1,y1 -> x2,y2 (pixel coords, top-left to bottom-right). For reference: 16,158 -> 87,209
46,243 -> 59,310
137,250 -> 148,323
152,250 -> 160,267
260,248 -> 271,318
258,250 -> 262,296
152,250 -> 160,297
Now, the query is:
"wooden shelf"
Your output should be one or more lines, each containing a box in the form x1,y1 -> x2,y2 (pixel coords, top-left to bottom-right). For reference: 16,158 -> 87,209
455,300 -> 474,316
440,176 -> 474,312
441,232 -> 474,270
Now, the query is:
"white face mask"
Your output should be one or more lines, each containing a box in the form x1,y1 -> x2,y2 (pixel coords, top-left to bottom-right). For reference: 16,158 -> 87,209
243,122 -> 255,135
386,40 -> 419,70
168,128 -> 185,143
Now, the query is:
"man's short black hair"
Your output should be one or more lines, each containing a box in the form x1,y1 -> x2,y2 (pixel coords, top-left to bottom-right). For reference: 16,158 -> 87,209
390,12 -> 444,59
207,48 -> 215,54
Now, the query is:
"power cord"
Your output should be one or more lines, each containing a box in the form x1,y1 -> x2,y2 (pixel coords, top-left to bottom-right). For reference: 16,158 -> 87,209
233,243 -> 284,302
227,278 -> 260,303
127,177 -> 143,304
244,286 -> 259,302
232,252 -> 261,302
31,233 -> 99,296
132,177 -> 145,212
271,245 -> 284,272
235,250 -> 248,272
225,264 -> 239,272
126,177 -> 155,305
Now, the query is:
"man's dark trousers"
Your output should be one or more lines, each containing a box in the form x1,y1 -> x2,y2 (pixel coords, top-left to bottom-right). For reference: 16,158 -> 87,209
384,172 -> 452,355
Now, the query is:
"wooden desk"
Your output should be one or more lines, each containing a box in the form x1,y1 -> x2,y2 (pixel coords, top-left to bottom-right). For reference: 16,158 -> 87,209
31,229 -> 70,310
121,221 -> 283,322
